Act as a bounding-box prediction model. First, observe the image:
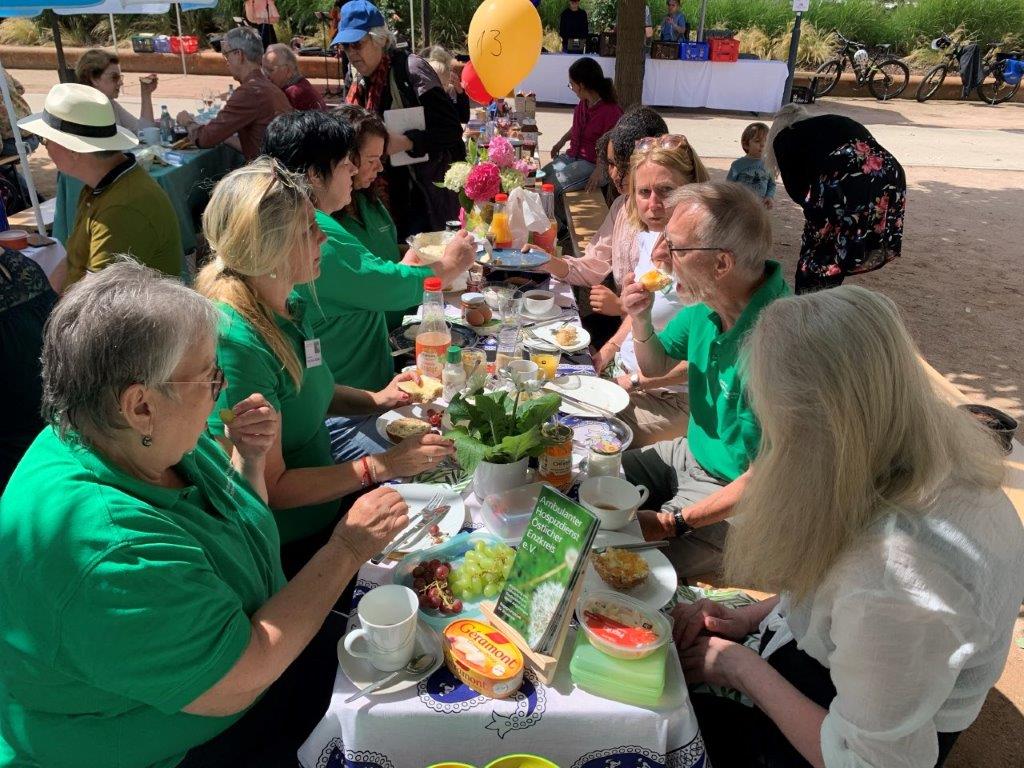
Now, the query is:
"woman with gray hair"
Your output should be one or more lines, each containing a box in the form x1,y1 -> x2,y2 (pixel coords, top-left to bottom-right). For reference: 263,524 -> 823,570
0,260 -> 411,766
673,286 -> 1023,767
765,104 -> 906,294
334,0 -> 464,238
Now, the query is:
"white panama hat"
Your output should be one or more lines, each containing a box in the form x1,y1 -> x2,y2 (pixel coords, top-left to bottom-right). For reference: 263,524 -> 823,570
18,83 -> 139,153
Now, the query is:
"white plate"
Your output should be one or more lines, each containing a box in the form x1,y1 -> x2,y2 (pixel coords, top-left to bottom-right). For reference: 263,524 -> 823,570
530,323 -> 591,353
548,375 -> 630,416
337,620 -> 444,697
375,404 -> 446,444
583,531 -> 676,609
390,483 -> 467,555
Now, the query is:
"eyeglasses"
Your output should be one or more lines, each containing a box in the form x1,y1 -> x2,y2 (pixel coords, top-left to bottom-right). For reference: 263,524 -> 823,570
161,362 -> 226,401
665,243 -> 727,256
635,134 -> 689,152
221,47 -> 238,59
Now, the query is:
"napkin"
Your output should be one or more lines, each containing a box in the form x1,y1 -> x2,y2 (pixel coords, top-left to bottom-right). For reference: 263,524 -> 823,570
506,187 -> 549,249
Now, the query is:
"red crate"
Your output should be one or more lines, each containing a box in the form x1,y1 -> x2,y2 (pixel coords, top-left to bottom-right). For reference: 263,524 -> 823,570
170,35 -> 199,54
708,37 -> 740,62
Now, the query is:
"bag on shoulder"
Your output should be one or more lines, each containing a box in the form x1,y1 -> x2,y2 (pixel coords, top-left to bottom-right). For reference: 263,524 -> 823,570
244,0 -> 280,25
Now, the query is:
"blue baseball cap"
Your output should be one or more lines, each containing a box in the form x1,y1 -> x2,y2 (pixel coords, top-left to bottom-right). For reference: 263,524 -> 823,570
331,0 -> 387,46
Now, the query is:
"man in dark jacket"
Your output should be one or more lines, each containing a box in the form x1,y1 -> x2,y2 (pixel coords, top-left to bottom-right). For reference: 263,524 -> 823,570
559,0 -> 589,52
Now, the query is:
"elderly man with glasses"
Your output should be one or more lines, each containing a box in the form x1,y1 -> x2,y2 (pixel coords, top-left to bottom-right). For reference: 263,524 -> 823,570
263,43 -> 328,111
176,27 -> 292,161
618,180 -> 790,577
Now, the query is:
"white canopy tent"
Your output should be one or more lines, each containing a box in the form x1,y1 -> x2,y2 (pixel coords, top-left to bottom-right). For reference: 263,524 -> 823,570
1,0 -> 216,233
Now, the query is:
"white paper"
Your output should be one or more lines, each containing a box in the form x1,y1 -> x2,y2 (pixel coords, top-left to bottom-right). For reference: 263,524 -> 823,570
506,187 -> 550,249
383,106 -> 428,167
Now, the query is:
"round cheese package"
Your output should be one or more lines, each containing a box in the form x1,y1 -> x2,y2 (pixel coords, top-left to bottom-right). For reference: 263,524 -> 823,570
442,619 -> 524,699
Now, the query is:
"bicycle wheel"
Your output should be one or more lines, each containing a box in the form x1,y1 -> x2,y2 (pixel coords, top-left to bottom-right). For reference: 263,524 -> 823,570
916,64 -> 947,102
869,59 -> 909,100
812,59 -> 843,97
977,63 -> 1021,104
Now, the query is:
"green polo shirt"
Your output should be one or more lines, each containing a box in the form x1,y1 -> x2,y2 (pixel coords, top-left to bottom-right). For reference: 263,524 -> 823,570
208,292 -> 337,544
335,193 -> 406,330
65,157 -> 182,287
657,260 -> 790,482
297,210 -> 431,392
0,428 -> 284,768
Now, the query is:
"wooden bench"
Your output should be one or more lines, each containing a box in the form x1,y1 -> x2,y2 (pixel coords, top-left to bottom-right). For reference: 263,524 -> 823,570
563,189 -> 609,258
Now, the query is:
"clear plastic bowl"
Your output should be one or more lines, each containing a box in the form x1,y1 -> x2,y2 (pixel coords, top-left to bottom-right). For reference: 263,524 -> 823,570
574,590 -> 671,660
480,482 -> 544,544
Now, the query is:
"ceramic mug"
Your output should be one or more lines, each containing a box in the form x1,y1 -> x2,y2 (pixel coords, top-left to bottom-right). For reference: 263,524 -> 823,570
578,476 -> 650,530
343,585 -> 419,672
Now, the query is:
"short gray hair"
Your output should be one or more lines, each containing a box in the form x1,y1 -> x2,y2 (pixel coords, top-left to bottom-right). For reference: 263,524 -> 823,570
367,25 -> 396,50
667,181 -> 772,277
266,42 -> 299,73
224,26 -> 264,63
41,260 -> 219,446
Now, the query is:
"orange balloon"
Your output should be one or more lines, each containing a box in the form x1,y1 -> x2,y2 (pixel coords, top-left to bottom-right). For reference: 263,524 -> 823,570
468,0 -> 542,97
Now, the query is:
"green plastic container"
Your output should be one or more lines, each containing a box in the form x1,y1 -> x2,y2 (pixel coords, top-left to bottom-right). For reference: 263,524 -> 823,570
569,628 -> 667,707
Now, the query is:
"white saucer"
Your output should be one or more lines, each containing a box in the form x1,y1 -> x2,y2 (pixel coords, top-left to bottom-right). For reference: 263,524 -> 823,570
519,304 -> 564,322
337,620 -> 444,697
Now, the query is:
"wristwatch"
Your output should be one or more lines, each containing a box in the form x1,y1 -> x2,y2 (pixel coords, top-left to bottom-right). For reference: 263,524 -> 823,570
672,509 -> 693,538
629,372 -> 641,389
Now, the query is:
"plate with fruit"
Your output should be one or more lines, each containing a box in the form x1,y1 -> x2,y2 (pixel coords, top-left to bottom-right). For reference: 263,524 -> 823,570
394,531 -> 517,629
389,484 -> 466,556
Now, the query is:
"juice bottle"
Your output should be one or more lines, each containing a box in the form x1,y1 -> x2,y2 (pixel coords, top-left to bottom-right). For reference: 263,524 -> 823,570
531,183 -> 558,255
489,194 -> 513,249
415,277 -> 451,379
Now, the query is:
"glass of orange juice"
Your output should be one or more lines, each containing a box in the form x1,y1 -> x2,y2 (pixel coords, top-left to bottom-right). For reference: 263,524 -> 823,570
529,350 -> 560,380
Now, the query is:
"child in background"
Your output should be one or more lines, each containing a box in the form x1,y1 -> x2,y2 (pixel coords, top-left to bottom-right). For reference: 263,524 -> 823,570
727,122 -> 776,209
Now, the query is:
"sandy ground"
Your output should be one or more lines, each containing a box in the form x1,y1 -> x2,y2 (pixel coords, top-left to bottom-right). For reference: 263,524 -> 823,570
6,67 -> 1024,768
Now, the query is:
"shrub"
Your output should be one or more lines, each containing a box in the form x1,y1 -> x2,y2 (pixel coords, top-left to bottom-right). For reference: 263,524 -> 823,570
0,17 -> 45,46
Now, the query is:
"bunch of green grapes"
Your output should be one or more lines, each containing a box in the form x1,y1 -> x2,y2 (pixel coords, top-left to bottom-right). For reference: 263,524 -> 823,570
450,540 -> 516,601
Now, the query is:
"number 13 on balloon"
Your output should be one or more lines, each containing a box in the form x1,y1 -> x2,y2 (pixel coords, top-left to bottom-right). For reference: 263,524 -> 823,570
468,0 -> 543,98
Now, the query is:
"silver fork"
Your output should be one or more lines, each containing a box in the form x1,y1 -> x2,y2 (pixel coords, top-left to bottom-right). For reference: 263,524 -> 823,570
370,490 -> 445,565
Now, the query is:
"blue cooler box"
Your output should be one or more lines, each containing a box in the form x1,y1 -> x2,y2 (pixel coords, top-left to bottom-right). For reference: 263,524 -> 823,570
680,41 -> 709,61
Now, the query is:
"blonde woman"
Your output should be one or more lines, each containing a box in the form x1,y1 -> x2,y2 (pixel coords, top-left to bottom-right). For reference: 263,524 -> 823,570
673,286 -> 1024,768
591,135 -> 709,447
75,48 -> 157,133
197,158 -> 454,576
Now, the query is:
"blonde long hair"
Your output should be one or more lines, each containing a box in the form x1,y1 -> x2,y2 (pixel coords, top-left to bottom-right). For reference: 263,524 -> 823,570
196,158 -> 312,389
725,286 -> 1005,600
625,139 -> 710,230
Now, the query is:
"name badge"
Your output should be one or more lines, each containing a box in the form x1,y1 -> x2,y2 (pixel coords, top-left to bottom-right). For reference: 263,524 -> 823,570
304,338 -> 323,368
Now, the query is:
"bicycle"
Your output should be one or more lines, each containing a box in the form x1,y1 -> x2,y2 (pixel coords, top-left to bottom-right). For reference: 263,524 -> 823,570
812,32 -> 910,101
917,35 -> 1022,104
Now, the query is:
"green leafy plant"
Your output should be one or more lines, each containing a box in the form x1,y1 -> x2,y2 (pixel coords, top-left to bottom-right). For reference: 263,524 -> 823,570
445,390 -> 562,471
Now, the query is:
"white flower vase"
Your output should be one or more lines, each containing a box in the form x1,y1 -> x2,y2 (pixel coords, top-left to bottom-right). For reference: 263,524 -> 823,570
473,457 -> 531,500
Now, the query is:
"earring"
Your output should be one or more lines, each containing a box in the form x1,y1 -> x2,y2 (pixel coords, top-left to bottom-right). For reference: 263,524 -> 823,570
141,435 -> 153,447
269,271 -> 277,279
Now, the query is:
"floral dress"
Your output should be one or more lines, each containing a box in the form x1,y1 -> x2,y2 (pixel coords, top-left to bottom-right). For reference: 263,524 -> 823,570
774,115 -> 907,293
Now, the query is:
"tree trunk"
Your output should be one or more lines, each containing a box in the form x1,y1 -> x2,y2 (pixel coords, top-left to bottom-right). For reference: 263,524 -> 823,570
614,0 -> 646,109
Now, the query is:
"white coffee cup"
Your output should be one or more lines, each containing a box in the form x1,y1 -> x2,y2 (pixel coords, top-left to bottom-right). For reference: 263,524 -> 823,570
140,127 -> 161,145
343,585 -> 419,672
579,476 -> 650,530
522,289 -> 554,316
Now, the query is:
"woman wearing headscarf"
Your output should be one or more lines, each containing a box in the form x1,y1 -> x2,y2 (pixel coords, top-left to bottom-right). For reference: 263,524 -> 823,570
765,104 -> 906,294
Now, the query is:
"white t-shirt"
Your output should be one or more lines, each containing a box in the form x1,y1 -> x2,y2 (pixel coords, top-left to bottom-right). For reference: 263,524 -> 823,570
618,230 -> 688,393
758,482 -> 1024,768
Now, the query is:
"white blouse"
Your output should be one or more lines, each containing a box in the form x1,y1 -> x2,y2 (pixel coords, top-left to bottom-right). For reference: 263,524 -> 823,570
759,482 -> 1024,768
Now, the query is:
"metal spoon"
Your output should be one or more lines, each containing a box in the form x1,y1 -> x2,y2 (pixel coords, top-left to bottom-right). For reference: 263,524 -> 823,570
344,652 -> 436,703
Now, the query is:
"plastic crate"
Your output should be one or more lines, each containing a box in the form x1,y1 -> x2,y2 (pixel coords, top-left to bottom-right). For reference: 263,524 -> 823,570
651,41 -> 680,60
170,35 -> 199,54
131,34 -> 155,53
153,35 -> 171,53
709,37 -> 740,62
679,41 -> 708,61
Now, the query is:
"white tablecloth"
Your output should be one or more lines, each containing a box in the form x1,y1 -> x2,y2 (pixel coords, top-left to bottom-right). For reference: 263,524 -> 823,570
519,53 -> 787,114
23,241 -> 66,279
298,278 -> 708,768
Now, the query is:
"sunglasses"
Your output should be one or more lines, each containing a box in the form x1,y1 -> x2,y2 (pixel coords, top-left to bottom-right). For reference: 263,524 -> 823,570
162,362 -> 227,401
635,134 -> 690,152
